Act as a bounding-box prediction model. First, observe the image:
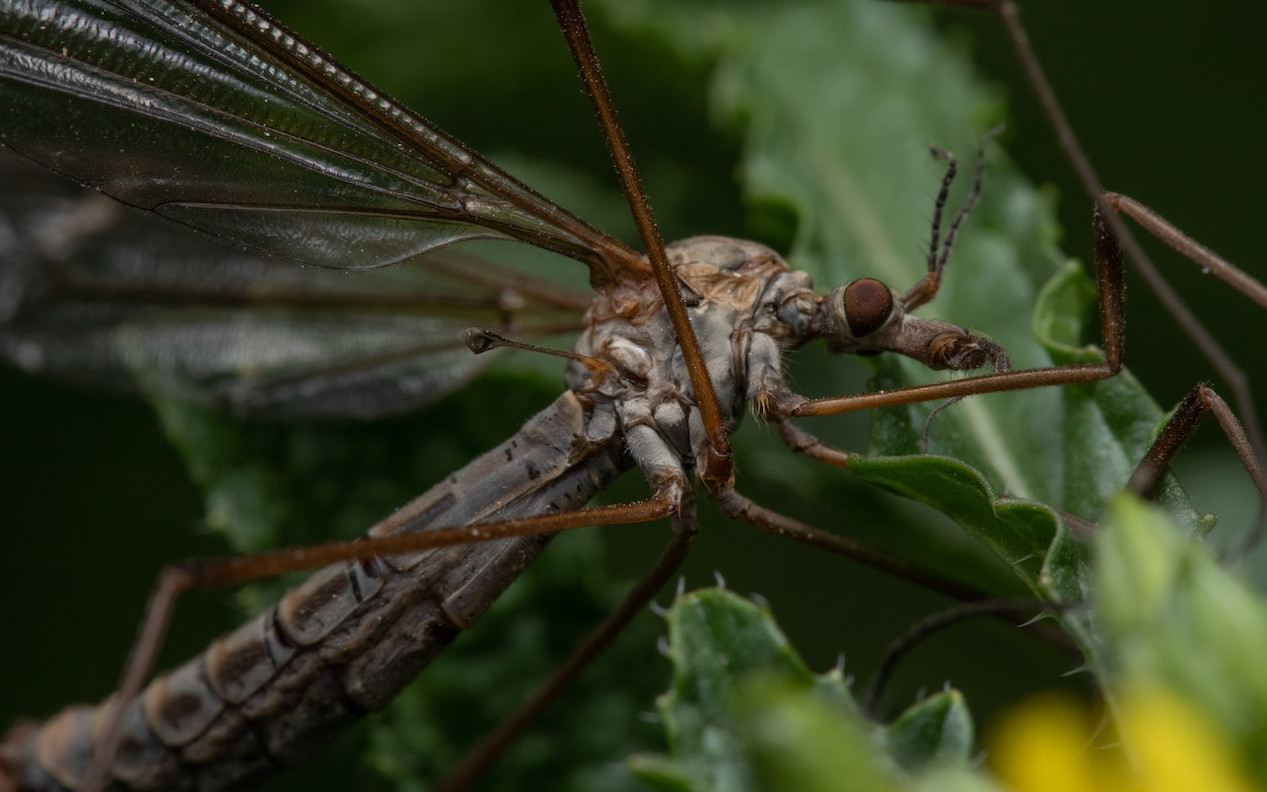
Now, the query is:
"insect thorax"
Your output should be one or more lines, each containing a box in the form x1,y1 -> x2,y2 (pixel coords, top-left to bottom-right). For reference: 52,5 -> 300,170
566,236 -> 816,484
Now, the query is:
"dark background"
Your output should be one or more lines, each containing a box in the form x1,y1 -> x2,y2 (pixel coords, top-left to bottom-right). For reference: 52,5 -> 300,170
2,1 -> 1264,789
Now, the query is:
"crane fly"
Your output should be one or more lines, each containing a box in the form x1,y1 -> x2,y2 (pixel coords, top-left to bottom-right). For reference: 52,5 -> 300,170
0,1 -> 1261,790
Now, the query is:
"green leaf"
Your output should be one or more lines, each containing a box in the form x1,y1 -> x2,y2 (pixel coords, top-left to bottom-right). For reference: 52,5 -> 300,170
630,588 -> 822,792
632,589 -> 986,792
884,689 -> 975,772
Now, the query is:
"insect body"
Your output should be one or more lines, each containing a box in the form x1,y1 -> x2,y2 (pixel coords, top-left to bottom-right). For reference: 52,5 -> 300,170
0,221 -> 1002,790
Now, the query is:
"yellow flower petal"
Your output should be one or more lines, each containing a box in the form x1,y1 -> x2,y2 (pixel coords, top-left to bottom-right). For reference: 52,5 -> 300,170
1116,688 -> 1256,792
989,693 -> 1100,792
988,688 -> 1259,792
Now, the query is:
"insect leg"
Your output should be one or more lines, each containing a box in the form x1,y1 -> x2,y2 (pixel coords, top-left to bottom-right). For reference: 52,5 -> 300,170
72,492 -> 681,792
433,499 -> 698,792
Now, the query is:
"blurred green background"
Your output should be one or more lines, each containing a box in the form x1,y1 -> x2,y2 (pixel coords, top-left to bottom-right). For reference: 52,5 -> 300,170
1,1 -> 1263,790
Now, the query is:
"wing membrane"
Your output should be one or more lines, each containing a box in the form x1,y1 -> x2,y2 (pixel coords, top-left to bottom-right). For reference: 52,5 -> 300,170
0,0 -> 642,283
0,150 -> 591,419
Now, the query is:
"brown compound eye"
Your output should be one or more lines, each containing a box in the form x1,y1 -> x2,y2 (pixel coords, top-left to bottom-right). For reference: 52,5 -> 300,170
843,278 -> 894,338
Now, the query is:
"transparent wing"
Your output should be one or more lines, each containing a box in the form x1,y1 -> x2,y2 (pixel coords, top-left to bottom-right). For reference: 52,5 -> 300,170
0,149 -> 591,419
0,0 -> 644,285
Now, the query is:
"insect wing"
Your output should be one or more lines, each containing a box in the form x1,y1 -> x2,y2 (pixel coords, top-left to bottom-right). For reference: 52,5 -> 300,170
0,0 -> 633,277
0,149 -> 592,418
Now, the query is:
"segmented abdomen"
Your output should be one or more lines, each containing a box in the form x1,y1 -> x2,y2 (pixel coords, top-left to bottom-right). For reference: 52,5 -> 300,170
1,391 -> 624,791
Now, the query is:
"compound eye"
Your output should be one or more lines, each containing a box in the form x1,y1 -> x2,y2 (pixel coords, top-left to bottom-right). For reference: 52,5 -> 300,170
843,278 -> 894,338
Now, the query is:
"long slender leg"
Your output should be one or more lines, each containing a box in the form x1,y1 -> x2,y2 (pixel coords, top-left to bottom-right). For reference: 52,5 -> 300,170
1124,384 -> 1267,558
81,492 -> 680,792
709,483 -> 1081,656
433,494 -> 699,792
780,416 -> 1091,538
862,598 -> 1066,715
786,200 -> 1128,417
781,377 -> 1267,551
885,0 -> 1266,476
785,188 -> 1267,534
856,385 -> 1267,715
1126,386 -> 1265,501
550,0 -> 731,483
1105,194 -> 1267,311
708,485 -> 984,603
